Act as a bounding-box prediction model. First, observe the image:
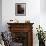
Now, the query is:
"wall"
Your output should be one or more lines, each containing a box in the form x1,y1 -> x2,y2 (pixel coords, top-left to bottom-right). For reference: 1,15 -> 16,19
0,0 -> 2,32
2,0 -> 40,30
40,0 -> 46,13
40,0 -> 46,31
2,0 -> 46,46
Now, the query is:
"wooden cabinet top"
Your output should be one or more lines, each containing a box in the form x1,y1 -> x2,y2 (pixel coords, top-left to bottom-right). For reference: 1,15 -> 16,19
7,23 -> 34,25
7,23 -> 34,32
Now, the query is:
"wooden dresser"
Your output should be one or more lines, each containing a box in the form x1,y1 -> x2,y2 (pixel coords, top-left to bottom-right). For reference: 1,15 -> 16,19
7,23 -> 34,46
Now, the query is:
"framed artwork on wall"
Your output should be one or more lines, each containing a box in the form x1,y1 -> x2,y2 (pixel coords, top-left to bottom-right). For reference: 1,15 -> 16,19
15,3 -> 26,16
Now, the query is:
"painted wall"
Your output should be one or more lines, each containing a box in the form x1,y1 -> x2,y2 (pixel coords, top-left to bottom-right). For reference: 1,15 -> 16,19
2,0 -> 46,46
40,0 -> 46,31
0,0 -> 2,32
2,0 -> 40,31
40,0 -> 46,13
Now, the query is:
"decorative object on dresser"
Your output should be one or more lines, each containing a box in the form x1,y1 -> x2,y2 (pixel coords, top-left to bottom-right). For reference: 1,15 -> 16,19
8,19 -> 19,23
7,23 -> 34,46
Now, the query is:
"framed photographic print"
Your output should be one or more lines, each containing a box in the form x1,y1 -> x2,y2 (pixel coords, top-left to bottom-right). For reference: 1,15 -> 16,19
15,3 -> 26,16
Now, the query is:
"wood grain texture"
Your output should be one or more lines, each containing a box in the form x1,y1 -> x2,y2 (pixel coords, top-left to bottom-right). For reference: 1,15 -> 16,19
7,23 -> 34,46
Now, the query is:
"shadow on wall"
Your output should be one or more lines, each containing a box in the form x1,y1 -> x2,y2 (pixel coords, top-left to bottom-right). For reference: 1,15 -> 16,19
40,0 -> 46,14
0,0 -> 2,32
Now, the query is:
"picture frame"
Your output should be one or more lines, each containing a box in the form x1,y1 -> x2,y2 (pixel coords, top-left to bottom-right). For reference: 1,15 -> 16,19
15,3 -> 26,16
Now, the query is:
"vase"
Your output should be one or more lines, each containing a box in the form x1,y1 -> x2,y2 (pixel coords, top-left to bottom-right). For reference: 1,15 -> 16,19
39,40 -> 45,46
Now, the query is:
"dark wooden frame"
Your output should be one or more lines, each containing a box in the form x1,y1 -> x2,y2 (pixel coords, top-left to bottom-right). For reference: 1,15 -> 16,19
15,3 -> 26,16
